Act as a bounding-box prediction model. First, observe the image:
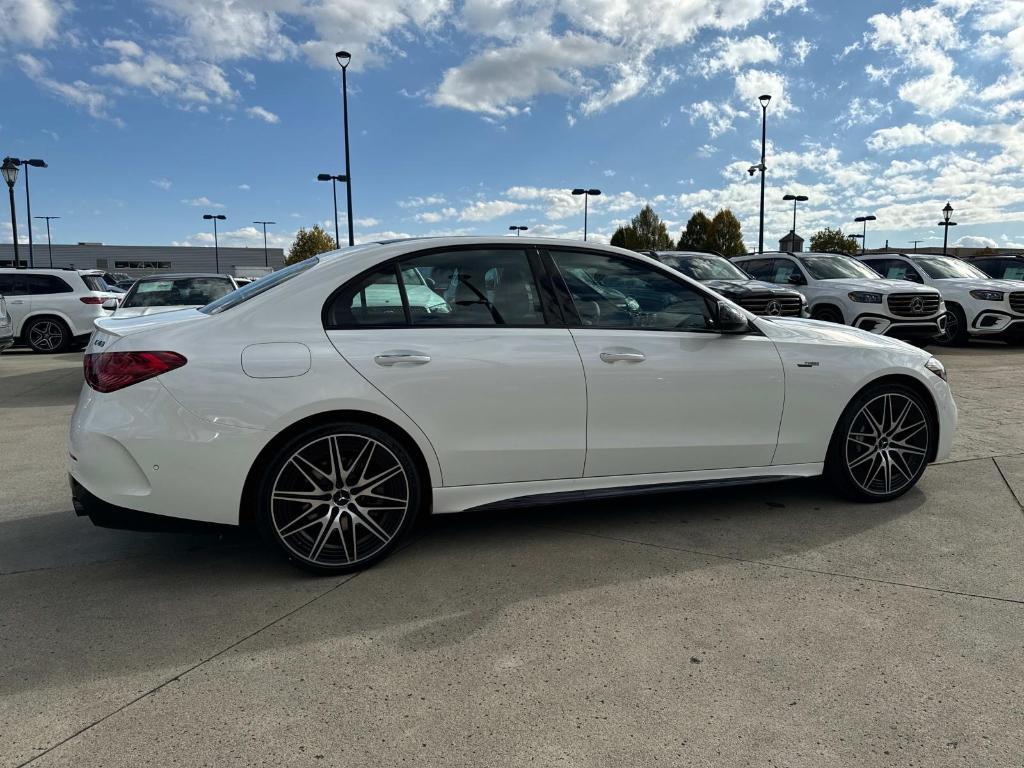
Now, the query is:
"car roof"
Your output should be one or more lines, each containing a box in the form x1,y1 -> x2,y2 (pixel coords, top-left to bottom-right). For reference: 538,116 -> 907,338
649,250 -> 728,259
132,273 -> 234,280
0,267 -> 100,275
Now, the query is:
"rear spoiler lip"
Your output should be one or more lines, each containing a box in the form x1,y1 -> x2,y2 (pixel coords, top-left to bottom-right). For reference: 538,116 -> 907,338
92,307 -> 207,338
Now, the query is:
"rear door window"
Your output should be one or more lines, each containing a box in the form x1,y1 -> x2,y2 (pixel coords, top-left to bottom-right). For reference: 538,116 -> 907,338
0,274 -> 28,295
26,275 -> 73,295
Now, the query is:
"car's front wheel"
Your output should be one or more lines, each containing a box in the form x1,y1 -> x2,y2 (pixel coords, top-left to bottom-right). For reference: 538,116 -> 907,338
257,422 -> 422,574
825,383 -> 936,502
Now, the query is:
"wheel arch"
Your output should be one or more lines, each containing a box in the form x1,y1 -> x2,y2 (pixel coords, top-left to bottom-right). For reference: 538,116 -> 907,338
834,373 -> 941,463
239,409 -> 435,527
18,310 -> 74,339
810,302 -> 845,323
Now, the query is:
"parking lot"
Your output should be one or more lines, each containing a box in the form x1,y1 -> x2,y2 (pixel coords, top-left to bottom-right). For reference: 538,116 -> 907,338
2,345 -> 1023,767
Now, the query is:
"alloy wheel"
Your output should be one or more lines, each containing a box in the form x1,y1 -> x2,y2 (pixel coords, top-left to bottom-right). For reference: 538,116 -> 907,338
844,393 -> 929,496
28,320 -> 65,352
269,433 -> 410,568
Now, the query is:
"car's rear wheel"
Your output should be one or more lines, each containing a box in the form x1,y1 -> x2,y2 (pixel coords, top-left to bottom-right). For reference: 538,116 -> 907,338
256,422 -> 421,574
825,383 -> 935,502
811,306 -> 844,324
25,317 -> 71,353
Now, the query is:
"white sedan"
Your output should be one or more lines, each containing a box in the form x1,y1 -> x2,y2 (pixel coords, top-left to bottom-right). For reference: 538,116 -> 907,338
70,237 -> 957,574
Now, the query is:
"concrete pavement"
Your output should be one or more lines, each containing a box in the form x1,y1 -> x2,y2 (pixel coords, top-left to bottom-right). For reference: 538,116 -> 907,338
1,345 -> 1022,767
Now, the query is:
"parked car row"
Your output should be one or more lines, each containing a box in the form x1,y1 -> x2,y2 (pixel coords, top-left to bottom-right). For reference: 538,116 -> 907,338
70,237 -> 957,574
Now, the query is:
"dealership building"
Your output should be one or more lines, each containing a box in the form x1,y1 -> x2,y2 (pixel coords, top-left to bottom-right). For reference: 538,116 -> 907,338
0,242 -> 286,277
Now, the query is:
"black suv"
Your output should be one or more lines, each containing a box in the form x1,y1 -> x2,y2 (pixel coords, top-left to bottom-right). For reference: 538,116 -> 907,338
968,255 -> 1024,281
646,251 -> 807,317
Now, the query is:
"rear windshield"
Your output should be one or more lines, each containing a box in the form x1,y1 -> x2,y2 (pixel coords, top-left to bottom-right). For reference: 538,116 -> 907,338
201,259 -> 319,314
81,275 -> 110,292
122,276 -> 236,308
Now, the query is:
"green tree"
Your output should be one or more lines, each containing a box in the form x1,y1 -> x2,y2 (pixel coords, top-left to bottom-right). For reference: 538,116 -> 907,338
809,227 -> 859,256
286,224 -> 336,265
705,209 -> 746,257
610,225 -> 638,250
610,205 -> 672,251
677,210 -> 712,251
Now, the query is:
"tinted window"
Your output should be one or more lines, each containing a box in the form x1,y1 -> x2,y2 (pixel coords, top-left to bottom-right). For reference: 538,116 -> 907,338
202,258 -> 319,315
25,275 -> 73,295
914,256 -> 988,280
660,254 -> 750,281
798,255 -> 881,280
737,259 -> 772,280
744,258 -> 803,284
865,259 -> 922,282
0,275 -> 26,295
122,277 -> 236,308
552,251 -> 714,332
329,266 -> 410,326
81,275 -> 110,292
1002,263 -> 1024,280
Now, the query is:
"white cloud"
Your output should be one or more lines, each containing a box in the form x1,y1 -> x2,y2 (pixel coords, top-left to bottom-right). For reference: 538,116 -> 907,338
150,178 -> 173,189
733,69 -> 795,117
686,100 -> 741,137
398,195 -> 447,208
94,40 -> 236,106
0,0 -> 64,47
458,200 -> 530,222
837,97 -> 891,129
791,36 -> 813,64
237,183 -> 250,190
246,105 -> 280,123
415,207 -> 457,223
16,54 -> 117,123
866,120 -> 976,152
181,196 -> 224,208
955,235 -> 998,248
695,34 -> 780,77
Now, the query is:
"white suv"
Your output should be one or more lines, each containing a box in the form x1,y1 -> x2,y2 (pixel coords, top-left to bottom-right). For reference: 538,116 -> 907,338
859,252 -> 1024,346
734,252 -> 946,342
0,269 -> 119,352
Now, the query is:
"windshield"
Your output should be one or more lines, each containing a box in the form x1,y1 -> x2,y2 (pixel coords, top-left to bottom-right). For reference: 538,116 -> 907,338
122,276 -> 236,308
81,275 -> 111,292
798,254 -> 882,280
201,258 -> 319,314
661,254 -> 749,281
915,256 -> 989,280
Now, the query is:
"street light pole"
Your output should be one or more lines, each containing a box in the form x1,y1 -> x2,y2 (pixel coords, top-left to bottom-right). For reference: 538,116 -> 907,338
853,214 -> 876,254
19,159 -> 46,268
939,202 -> 957,256
2,158 -> 20,267
317,174 -> 347,248
757,95 -> 771,254
782,193 -> 808,235
203,213 -> 227,272
336,51 -> 355,247
571,188 -> 601,241
253,221 -> 275,267
509,225 -> 528,236
910,239 -> 924,252
34,215 -> 60,268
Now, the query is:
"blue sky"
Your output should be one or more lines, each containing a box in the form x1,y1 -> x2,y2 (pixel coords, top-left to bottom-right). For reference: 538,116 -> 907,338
1,0 -> 1022,253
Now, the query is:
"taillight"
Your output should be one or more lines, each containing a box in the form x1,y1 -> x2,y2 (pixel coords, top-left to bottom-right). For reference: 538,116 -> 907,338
84,351 -> 187,393
80,296 -> 104,305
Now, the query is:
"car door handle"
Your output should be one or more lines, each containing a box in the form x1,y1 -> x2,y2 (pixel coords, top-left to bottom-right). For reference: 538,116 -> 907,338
374,351 -> 431,366
600,351 -> 645,364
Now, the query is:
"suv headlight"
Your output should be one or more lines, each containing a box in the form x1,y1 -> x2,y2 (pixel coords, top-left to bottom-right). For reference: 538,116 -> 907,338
924,357 -> 947,381
848,291 -> 883,303
970,289 -> 1005,301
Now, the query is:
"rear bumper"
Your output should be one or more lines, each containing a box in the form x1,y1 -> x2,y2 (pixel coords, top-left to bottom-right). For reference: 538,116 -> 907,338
70,475 -> 230,532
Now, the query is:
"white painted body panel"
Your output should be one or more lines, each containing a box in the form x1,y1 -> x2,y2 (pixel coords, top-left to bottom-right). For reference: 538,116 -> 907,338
68,238 -> 958,528
0,268 -> 117,337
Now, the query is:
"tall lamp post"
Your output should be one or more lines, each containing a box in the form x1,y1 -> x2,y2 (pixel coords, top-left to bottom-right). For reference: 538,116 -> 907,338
508,225 -> 528,236
938,202 -> 957,256
253,220 -> 275,267
853,214 -> 876,254
336,50 -> 355,247
2,158 -> 19,267
782,193 -> 808,236
203,213 -> 227,272
317,173 -> 347,248
18,158 -> 47,268
754,94 -> 771,253
571,188 -> 601,241
34,215 -> 60,268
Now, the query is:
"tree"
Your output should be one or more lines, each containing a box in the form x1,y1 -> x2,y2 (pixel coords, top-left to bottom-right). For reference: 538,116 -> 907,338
677,210 -> 712,252
286,224 -> 336,265
705,209 -> 746,257
610,204 -> 672,251
809,227 -> 859,256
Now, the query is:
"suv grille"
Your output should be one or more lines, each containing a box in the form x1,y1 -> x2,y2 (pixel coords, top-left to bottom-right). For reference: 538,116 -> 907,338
739,294 -> 802,317
1010,292 -> 1024,314
887,292 -> 941,317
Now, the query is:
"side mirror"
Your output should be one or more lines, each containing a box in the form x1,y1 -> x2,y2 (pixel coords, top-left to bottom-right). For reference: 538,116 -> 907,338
101,298 -> 118,310
716,301 -> 750,334
787,273 -> 806,286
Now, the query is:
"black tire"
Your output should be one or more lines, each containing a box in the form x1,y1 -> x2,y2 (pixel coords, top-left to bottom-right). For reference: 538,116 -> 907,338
937,304 -> 969,346
24,317 -> 71,353
256,421 -> 422,575
825,382 -> 936,502
811,306 -> 844,324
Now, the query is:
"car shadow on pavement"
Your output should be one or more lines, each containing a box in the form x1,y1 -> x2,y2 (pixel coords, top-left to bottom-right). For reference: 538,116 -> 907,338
0,476 -> 922,698
0,366 -> 83,407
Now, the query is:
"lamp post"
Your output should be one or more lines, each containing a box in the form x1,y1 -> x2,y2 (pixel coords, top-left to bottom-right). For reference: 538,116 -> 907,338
782,193 -> 808,236
253,220 -> 275,267
18,158 -> 46,268
203,213 -> 227,272
508,225 -> 528,236
938,202 -> 957,256
571,188 -> 601,241
317,173 -> 347,248
853,214 -> 876,254
756,94 -> 771,253
34,215 -> 60,268
910,239 -> 924,251
336,50 -> 355,247
2,158 -> 20,267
